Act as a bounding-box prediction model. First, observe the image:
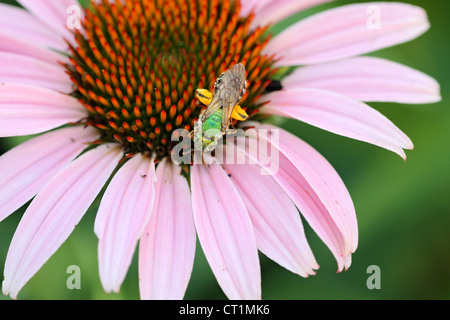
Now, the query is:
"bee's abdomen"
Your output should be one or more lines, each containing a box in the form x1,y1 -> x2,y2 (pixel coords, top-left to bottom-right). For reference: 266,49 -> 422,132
202,109 -> 223,133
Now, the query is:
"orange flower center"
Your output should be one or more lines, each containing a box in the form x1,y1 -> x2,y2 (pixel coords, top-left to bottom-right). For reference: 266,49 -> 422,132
65,0 -> 277,159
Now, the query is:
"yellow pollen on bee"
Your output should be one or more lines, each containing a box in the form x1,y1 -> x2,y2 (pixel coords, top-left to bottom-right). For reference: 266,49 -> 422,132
231,105 -> 248,121
195,89 -> 249,121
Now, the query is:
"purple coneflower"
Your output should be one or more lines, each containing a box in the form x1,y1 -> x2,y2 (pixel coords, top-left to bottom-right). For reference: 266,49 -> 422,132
0,0 -> 440,299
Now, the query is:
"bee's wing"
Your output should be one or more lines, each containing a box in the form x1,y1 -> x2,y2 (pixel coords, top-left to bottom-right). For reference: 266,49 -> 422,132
217,63 -> 247,128
219,63 -> 247,96
200,63 -> 247,125
199,96 -> 223,120
200,95 -> 232,128
222,101 -> 235,128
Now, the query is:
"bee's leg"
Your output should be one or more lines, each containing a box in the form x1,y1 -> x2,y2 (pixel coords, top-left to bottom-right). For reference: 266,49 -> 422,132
231,105 -> 249,121
224,128 -> 237,136
196,89 -> 213,106
189,129 -> 198,151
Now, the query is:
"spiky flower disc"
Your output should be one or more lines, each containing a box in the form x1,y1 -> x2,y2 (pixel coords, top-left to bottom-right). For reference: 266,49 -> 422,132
66,0 -> 277,159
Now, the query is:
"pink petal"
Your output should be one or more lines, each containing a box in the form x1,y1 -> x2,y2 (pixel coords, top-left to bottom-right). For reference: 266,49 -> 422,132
0,126 -> 98,222
251,0 -> 337,29
191,164 -> 261,300
0,3 -> 66,51
224,160 -> 319,277
240,0 -> 272,18
16,0 -> 78,42
0,52 -> 73,93
0,84 -> 86,137
2,143 -> 122,299
260,88 -> 413,159
139,160 -> 196,300
95,154 -> 157,294
283,56 -> 441,104
0,31 -> 67,65
254,124 -> 358,253
232,133 -> 353,271
264,2 -> 430,65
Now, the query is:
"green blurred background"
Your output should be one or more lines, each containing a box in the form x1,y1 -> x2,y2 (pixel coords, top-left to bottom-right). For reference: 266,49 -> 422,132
0,0 -> 448,300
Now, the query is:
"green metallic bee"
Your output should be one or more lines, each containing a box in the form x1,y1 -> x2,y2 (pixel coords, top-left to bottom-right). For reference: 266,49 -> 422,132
193,63 -> 249,152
